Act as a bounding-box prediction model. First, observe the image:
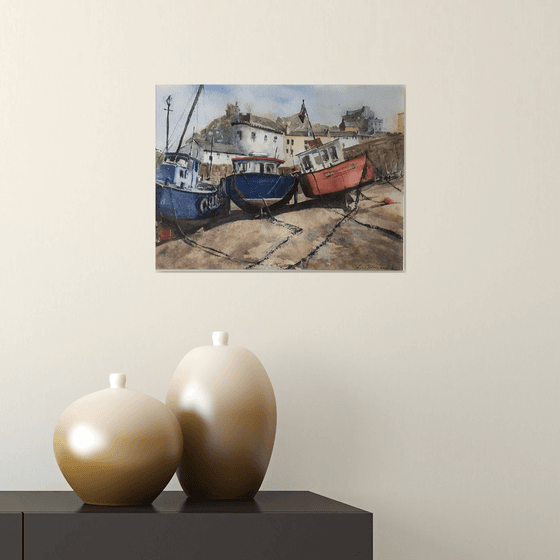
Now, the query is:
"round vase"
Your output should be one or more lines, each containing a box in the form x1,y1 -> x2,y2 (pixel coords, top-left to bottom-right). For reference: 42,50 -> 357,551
53,373 -> 183,506
166,332 -> 277,500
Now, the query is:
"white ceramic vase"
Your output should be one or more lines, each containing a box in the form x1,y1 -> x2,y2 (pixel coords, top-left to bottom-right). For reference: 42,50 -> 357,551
166,332 -> 277,500
53,373 -> 183,506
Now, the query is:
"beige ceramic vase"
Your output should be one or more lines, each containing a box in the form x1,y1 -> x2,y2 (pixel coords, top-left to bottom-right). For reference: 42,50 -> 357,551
166,332 -> 277,500
53,373 -> 183,506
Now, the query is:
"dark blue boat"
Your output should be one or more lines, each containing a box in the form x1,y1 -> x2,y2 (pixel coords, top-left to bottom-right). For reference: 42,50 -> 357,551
156,152 -> 229,228
156,86 -> 230,229
223,156 -> 297,215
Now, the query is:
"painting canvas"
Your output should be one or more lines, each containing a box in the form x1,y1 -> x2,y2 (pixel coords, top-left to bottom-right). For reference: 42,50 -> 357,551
155,85 -> 404,271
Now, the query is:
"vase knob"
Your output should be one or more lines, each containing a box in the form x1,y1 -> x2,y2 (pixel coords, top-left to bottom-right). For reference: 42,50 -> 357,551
109,373 -> 126,388
212,332 -> 229,346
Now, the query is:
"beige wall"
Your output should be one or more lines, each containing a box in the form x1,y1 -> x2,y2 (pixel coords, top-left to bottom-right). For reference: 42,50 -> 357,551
283,135 -> 332,166
283,135 -> 307,166
397,112 -> 405,133
2,2 -> 560,560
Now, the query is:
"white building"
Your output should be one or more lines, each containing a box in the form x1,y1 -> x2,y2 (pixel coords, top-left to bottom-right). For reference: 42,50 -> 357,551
231,113 -> 284,158
328,131 -> 362,150
181,138 -> 244,165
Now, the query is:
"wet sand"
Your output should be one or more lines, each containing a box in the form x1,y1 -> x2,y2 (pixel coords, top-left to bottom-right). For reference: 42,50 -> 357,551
156,177 -> 404,271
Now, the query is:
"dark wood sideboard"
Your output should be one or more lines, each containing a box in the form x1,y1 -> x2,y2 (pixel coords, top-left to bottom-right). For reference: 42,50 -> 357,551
0,491 -> 372,559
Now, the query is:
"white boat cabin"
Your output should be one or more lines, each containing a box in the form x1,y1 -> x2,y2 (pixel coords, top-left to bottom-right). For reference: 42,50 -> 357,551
165,153 -> 201,172
296,139 -> 344,173
232,157 -> 284,175
158,152 -> 201,190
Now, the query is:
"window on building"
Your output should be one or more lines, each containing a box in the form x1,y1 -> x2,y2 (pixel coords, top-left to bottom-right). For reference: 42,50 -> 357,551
314,154 -> 322,165
273,136 -> 277,143
237,131 -> 242,140
329,147 -> 339,161
291,139 -> 294,145
251,132 -> 256,141
290,149 -> 293,155
286,149 -> 289,153
264,135 -> 268,143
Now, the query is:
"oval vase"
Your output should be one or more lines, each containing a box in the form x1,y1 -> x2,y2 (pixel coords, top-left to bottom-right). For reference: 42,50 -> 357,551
53,373 -> 183,506
166,332 -> 277,500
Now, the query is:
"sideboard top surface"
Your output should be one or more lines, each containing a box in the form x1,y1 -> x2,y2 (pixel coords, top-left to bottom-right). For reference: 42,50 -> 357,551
0,491 -> 370,515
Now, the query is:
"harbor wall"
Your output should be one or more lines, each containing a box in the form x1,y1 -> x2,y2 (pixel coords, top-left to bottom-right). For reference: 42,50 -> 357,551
200,163 -> 232,182
343,133 -> 404,179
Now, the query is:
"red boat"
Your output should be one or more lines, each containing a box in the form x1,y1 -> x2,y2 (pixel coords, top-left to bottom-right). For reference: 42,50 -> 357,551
296,138 -> 375,198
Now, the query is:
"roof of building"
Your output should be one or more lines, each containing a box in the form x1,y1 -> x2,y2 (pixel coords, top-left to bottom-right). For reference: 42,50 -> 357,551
312,125 -> 331,135
285,127 -> 333,138
276,113 -> 337,135
180,138 -> 244,156
231,113 -> 284,134
197,141 -> 244,155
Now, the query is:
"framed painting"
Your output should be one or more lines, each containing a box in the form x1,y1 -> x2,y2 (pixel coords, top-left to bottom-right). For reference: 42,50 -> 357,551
156,85 -> 404,271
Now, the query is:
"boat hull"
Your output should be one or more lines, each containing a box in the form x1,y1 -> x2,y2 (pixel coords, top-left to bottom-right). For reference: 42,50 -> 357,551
156,182 -> 230,227
223,173 -> 297,214
299,154 -> 375,198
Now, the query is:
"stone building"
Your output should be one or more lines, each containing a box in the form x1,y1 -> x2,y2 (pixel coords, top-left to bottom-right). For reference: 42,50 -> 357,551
230,112 -> 285,158
340,106 -> 383,134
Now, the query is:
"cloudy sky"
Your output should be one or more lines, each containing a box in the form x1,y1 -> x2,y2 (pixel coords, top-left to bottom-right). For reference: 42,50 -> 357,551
156,85 -> 404,151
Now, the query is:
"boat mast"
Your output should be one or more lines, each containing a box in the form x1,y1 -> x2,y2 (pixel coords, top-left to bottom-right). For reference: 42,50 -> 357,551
208,134 -> 214,180
300,100 -> 327,166
164,95 -> 172,152
300,100 -> 318,145
176,85 -> 204,153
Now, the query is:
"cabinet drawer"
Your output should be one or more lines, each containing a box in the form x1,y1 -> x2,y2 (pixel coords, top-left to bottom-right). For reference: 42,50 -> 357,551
0,512 -> 22,560
24,512 -> 372,560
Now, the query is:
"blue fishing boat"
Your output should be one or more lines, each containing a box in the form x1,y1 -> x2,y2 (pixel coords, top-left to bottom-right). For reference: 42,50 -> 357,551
156,86 -> 230,228
223,156 -> 297,215
156,152 -> 229,226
